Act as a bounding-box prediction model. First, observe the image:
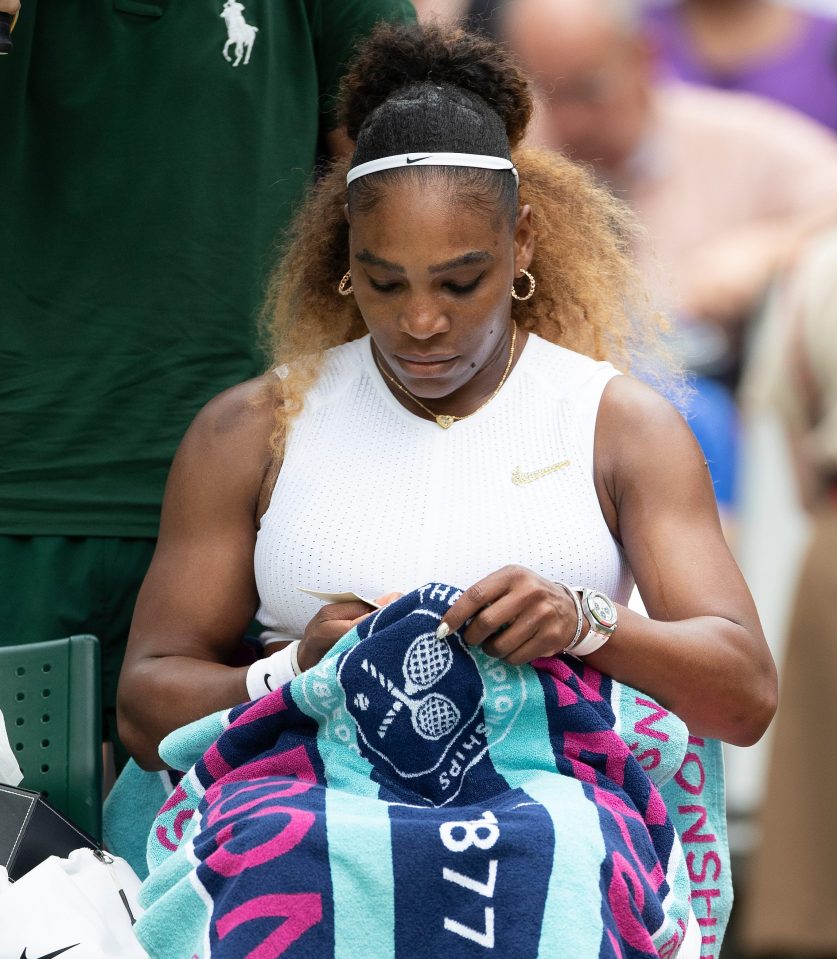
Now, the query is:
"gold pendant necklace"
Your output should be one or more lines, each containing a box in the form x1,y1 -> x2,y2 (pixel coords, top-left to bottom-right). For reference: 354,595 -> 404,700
373,323 -> 518,429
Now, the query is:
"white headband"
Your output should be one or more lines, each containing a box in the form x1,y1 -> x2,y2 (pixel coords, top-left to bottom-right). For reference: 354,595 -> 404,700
346,152 -> 519,186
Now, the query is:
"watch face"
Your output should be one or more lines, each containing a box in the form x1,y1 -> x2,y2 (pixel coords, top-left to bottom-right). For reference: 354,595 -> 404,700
588,591 -> 617,628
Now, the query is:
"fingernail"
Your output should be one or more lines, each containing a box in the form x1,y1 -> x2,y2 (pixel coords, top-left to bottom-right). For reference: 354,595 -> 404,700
436,622 -> 450,640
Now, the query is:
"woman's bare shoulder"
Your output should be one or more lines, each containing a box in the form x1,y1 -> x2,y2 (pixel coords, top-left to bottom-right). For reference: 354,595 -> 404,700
166,374 -> 281,517
597,375 -> 693,453
181,375 -> 278,459
595,374 -> 717,538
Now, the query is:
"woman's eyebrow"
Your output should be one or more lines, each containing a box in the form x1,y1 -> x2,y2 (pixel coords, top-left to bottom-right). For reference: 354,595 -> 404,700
355,249 -> 406,274
428,251 -> 492,274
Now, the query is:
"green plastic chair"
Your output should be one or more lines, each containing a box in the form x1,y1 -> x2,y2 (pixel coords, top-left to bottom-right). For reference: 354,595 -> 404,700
0,635 -> 103,841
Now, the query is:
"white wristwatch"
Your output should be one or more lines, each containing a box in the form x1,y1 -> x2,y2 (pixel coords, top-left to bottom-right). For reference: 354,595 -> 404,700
570,588 -> 618,657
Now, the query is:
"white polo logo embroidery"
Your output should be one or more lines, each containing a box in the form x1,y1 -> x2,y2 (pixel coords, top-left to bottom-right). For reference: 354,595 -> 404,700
221,0 -> 258,67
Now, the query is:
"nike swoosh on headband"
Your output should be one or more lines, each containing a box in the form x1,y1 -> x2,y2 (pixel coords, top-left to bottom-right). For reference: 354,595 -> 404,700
20,945 -> 80,959
347,152 -> 519,185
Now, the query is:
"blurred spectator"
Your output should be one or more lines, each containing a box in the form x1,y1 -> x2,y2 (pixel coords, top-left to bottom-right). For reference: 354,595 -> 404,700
737,227 -> 837,956
0,0 -> 414,772
645,0 -> 837,133
504,0 -> 837,346
464,0 -> 503,37
411,0 -> 469,21
678,375 -> 740,512
412,0 -> 503,37
502,0 -> 837,514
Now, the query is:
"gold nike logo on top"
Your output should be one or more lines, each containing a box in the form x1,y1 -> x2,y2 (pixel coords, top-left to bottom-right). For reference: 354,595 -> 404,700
511,459 -> 571,486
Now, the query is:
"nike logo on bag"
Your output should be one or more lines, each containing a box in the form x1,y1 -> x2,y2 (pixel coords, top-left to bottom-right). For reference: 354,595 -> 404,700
511,460 -> 571,486
405,155 -> 430,163
20,945 -> 80,959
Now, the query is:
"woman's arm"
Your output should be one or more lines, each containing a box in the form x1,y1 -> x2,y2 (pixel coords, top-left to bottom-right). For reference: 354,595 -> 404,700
117,378 -> 275,770
588,375 -> 777,746
118,377 -> 375,769
439,376 -> 777,746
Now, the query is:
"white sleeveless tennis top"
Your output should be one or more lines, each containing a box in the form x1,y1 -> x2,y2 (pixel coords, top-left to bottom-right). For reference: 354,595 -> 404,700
254,333 -> 633,637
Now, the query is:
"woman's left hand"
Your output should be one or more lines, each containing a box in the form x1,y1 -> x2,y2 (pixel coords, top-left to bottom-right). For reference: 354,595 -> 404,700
437,566 -> 579,665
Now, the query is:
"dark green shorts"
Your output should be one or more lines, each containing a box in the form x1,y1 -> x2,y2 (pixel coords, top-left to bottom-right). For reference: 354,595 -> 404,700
0,535 -> 156,770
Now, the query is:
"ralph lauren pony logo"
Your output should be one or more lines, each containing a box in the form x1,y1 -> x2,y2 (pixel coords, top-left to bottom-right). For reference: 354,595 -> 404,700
221,0 -> 257,66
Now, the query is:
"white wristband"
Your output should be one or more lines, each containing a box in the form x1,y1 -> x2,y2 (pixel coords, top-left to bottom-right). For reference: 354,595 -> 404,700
290,639 -> 302,676
246,640 -> 301,700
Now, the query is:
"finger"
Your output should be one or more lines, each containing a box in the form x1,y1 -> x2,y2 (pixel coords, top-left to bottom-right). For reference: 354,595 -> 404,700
299,616 -> 365,671
303,619 -> 362,655
436,571 -> 513,640
503,634 -> 554,667
349,609 -> 378,627
321,600 -> 376,621
374,591 -> 403,606
461,592 -> 521,647
482,613 -> 541,660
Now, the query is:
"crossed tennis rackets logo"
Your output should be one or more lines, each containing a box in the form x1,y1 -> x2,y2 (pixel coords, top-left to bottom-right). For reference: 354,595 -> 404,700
341,611 -> 486,782
361,630 -> 461,742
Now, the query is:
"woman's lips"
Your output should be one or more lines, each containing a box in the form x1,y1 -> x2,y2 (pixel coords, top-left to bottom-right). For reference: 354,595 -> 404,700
394,354 -> 458,378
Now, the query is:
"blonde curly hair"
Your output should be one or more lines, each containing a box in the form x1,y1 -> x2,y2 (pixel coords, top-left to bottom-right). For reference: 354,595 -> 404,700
259,24 -> 670,454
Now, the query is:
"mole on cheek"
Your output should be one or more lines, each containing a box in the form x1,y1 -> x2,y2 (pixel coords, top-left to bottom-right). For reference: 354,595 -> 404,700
470,362 -> 476,368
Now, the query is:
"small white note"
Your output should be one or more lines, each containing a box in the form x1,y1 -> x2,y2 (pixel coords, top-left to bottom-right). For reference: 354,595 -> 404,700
297,586 -> 382,608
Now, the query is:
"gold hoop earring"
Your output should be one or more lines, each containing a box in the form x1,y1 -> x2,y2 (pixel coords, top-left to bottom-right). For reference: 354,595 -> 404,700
511,269 -> 536,302
337,270 -> 353,296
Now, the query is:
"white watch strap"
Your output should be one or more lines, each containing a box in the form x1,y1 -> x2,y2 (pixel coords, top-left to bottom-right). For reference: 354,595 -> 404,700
568,628 -> 611,657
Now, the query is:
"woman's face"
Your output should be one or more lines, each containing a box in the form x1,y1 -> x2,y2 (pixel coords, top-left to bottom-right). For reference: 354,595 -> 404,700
347,177 -> 534,411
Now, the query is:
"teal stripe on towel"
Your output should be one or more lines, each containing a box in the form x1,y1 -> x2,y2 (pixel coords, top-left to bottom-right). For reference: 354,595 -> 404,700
486,660 -> 605,957
295,628 -> 382,799
523,773 -> 606,958
137,812 -> 214,959
296,628 -> 396,956
480,655 -> 555,778
326,789 -> 395,959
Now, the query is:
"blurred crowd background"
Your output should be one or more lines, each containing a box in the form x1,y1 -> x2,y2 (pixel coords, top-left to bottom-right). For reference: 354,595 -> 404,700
0,0 -> 837,959
454,2 -> 837,955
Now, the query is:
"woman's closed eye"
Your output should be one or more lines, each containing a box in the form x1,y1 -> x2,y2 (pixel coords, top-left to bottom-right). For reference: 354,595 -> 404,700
368,277 -> 403,293
367,272 -> 485,295
443,273 -> 484,296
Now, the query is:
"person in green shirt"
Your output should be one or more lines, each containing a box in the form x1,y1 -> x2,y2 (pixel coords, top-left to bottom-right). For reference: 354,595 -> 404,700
0,0 -> 415,771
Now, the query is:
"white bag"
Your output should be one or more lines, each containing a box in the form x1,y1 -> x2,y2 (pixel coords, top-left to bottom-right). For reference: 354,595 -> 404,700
0,708 -> 23,787
0,847 -> 147,959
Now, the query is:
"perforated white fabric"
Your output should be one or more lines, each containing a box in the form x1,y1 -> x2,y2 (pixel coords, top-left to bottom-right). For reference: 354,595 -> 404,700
254,333 -> 633,636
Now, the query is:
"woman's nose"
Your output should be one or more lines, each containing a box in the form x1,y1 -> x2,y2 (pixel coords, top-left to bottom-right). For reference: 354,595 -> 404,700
398,297 -> 450,340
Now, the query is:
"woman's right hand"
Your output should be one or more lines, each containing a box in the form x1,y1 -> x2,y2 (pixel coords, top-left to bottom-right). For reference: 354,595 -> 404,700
297,592 -> 402,672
